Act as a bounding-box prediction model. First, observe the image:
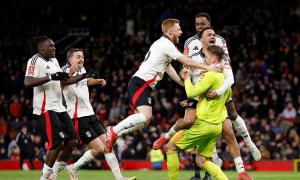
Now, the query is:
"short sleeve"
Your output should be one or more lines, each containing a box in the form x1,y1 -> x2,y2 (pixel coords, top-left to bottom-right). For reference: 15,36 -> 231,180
165,41 -> 184,60
25,58 -> 41,77
183,39 -> 193,57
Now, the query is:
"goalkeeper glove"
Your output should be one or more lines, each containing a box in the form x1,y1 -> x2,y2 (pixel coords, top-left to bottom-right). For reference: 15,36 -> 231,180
50,72 -> 69,80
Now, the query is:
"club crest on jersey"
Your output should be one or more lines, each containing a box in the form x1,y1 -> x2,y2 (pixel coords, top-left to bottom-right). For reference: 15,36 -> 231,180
183,48 -> 189,55
59,132 -> 65,139
46,65 -> 50,70
28,65 -> 35,74
148,97 -> 152,105
85,131 -> 91,138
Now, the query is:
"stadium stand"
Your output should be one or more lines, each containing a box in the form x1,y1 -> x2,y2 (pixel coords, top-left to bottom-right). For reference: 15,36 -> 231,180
0,0 -> 299,170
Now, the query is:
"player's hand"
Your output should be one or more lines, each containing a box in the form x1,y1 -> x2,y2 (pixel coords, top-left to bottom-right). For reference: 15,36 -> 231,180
180,100 -> 189,107
180,68 -> 191,80
206,90 -> 218,99
97,79 -> 106,87
69,64 -> 80,75
51,72 -> 69,81
207,64 -> 223,72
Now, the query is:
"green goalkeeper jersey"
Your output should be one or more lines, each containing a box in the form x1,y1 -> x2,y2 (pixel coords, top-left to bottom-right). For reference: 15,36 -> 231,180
184,71 -> 232,124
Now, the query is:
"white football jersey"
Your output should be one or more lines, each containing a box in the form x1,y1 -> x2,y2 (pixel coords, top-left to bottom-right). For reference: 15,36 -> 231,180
133,35 -> 183,88
189,51 -> 206,84
184,34 -> 231,69
62,65 -> 94,119
25,53 -> 66,115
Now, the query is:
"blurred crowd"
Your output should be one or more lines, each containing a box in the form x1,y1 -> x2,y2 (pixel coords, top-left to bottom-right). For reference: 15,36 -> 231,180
0,0 -> 300,169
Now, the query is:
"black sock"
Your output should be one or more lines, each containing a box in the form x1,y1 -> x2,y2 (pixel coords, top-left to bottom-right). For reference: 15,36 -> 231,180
192,154 -> 201,178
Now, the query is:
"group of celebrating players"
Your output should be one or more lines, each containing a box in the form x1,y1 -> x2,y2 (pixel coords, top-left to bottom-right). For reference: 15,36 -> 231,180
25,12 -> 261,180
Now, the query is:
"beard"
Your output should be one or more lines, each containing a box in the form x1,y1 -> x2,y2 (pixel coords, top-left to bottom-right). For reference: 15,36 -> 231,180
172,36 -> 179,44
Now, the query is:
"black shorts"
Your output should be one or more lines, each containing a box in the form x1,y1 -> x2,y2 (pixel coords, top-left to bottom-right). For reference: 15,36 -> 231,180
73,115 -> 106,145
128,76 -> 153,109
36,110 -> 77,150
187,99 -> 198,109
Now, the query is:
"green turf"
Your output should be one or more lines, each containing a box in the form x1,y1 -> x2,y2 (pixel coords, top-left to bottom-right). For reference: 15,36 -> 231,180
0,170 -> 298,180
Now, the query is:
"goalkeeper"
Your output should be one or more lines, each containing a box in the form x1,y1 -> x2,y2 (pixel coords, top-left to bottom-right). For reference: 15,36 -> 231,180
166,45 -> 230,180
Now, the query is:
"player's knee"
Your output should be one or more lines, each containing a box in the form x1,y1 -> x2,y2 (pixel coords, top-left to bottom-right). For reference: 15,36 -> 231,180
228,111 -> 238,121
93,146 -> 105,155
165,142 -> 177,151
66,139 -> 78,149
195,155 -> 207,168
144,113 -> 152,122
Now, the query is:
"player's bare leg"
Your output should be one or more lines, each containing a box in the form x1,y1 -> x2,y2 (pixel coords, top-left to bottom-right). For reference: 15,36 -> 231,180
107,105 -> 151,152
222,119 -> 253,180
226,102 -> 261,161
67,137 -> 105,180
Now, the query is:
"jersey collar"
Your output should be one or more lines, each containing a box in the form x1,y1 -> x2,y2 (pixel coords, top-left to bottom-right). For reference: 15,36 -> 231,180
200,48 -> 205,58
37,53 -> 50,62
162,34 -> 173,43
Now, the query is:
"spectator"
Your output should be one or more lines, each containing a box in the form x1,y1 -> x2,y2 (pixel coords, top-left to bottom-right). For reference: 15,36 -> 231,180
149,149 -> 164,170
16,126 -> 34,170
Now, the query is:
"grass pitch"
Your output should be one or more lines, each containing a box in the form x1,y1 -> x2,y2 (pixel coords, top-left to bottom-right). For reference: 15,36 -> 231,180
0,170 -> 298,180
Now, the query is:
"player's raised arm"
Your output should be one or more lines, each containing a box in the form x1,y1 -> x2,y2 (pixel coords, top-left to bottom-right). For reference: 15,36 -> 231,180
166,64 -> 184,87
24,76 -> 50,87
176,55 -> 222,72
87,78 -> 106,87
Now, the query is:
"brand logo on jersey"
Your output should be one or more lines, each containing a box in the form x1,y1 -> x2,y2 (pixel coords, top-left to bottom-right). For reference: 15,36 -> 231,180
148,97 -> 152,105
28,65 -> 35,74
46,65 -> 50,70
193,46 -> 198,50
85,131 -> 91,138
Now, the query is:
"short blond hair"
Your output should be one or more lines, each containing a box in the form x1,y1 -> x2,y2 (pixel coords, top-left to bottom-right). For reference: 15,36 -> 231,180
161,18 -> 180,33
67,48 -> 83,60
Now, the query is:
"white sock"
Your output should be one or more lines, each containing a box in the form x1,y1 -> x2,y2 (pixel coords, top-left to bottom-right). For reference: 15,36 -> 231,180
165,125 -> 177,139
234,156 -> 245,173
232,115 -> 252,145
118,123 -> 146,136
212,146 -> 219,160
40,164 -> 53,179
104,152 -> 123,180
52,161 -> 67,177
73,150 -> 95,170
212,146 -> 222,167
113,113 -> 147,134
